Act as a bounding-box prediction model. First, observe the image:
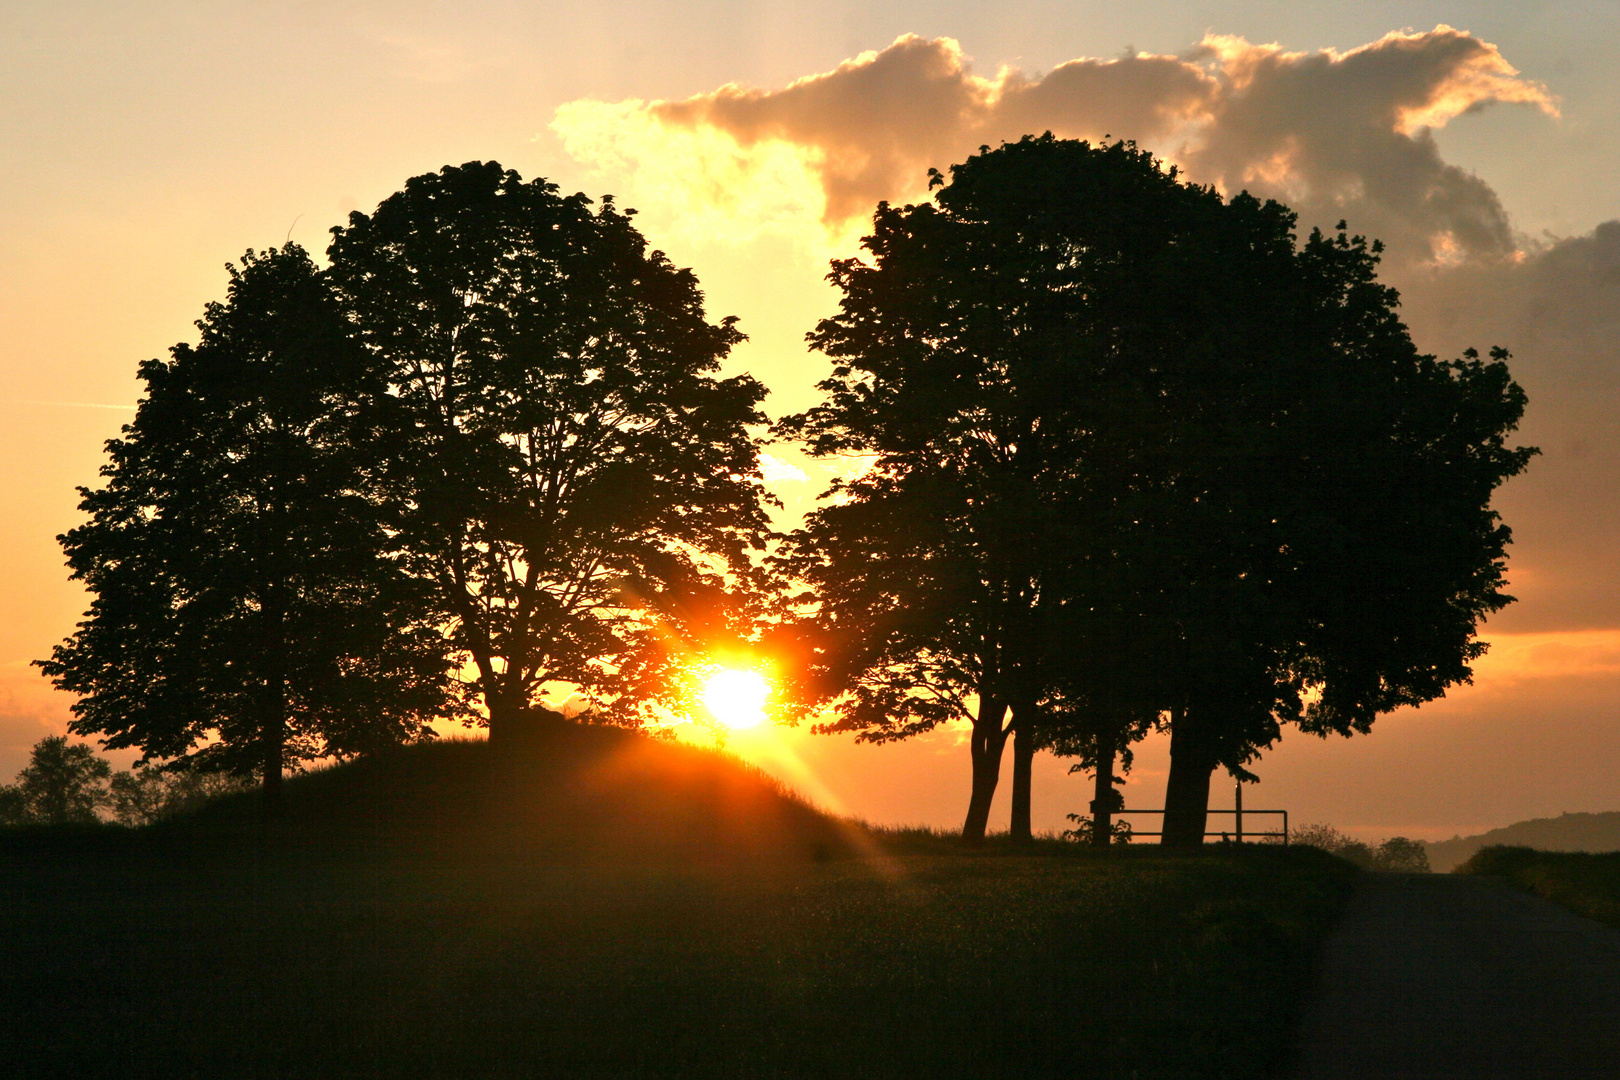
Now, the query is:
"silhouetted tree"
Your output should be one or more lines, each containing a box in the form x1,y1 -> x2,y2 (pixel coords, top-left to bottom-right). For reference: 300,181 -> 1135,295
1039,700 -> 1158,848
778,137 -> 1304,840
772,465 -> 1012,839
781,135 -> 1531,845
325,163 -> 771,742
1375,837 -> 1432,873
39,246 -> 457,795
1293,826 -> 1429,871
1155,236 -> 1534,845
0,735 -> 112,825
107,764 -> 252,826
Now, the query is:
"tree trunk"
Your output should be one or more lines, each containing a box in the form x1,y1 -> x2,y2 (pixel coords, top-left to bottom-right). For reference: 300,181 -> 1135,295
262,711 -> 284,803
1091,729 -> 1117,849
1160,709 -> 1215,849
261,592 -> 286,807
1008,711 -> 1036,842
961,696 -> 1009,843
485,690 -> 517,748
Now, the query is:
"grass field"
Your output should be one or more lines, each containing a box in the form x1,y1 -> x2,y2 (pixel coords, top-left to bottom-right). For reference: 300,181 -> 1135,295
1457,845 -> 1620,928
0,734 -> 1356,1079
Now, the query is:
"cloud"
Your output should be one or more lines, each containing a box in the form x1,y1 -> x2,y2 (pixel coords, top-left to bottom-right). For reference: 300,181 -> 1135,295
759,451 -> 809,483
554,28 -> 1620,643
1185,27 -> 1556,265
1396,222 -> 1620,633
552,96 -> 837,249
1471,629 -> 1620,683
552,27 -> 1555,264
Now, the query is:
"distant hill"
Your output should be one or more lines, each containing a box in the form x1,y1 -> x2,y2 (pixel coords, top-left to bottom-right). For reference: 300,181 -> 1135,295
1426,812 -> 1620,872
150,721 -> 858,864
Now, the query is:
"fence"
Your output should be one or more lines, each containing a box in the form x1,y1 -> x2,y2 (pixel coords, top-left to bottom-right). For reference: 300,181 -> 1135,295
1108,785 -> 1288,843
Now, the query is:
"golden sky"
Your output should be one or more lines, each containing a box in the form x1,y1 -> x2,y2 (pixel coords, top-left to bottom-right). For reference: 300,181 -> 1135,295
5,2 -> 1620,839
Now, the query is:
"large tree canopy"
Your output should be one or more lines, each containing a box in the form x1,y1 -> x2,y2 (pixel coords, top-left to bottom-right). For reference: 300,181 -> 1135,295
325,162 -> 772,739
777,136 -> 1252,839
779,135 -> 1533,844
39,246 -> 456,792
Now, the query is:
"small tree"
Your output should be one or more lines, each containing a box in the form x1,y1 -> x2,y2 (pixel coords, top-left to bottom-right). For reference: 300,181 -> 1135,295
1375,837 -> 1432,873
1293,825 -> 1431,872
108,766 -> 252,827
0,736 -> 112,825
106,768 -> 166,827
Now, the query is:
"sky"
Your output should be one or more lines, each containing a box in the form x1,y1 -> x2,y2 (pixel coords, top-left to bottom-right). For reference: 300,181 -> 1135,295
4,1 -> 1620,841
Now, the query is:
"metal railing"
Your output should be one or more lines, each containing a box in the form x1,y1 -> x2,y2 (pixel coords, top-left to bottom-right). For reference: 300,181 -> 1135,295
1104,786 -> 1288,844
1109,807 -> 1288,843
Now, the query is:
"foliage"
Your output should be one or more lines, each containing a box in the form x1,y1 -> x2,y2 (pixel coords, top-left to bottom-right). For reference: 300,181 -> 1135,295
107,766 -> 253,827
1293,823 -> 1431,872
1457,846 -> 1620,927
38,245 -> 457,788
1374,836 -> 1432,874
325,161 -> 772,733
0,736 -> 111,825
1062,813 -> 1133,845
775,136 -> 1271,837
0,736 -> 254,828
776,133 -> 1533,844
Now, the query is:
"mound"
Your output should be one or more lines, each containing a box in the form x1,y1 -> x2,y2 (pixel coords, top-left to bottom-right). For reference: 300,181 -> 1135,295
161,721 -> 855,863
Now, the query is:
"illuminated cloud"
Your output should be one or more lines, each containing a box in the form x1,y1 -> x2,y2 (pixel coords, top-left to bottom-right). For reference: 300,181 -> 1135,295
1185,27 -> 1557,264
556,27 -> 1620,643
552,27 -> 1555,264
1472,630 -> 1620,683
552,97 -> 836,248
759,451 -> 810,483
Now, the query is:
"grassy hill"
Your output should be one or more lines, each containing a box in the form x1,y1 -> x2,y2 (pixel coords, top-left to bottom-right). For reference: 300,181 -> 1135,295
1426,811 -> 1620,872
0,724 -> 1357,1079
1457,846 -> 1620,927
148,722 -> 856,863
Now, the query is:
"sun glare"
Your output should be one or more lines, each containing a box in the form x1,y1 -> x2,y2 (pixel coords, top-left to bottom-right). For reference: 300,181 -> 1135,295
702,669 -> 770,730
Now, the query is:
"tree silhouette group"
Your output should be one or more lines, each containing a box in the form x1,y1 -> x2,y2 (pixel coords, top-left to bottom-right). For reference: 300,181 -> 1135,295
39,138 -> 1533,845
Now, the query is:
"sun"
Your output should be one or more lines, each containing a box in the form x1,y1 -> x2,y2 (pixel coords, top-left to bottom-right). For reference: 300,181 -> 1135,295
702,669 -> 770,730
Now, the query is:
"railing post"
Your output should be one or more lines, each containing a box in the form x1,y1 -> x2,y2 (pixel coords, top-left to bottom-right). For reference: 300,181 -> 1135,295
1235,782 -> 1244,844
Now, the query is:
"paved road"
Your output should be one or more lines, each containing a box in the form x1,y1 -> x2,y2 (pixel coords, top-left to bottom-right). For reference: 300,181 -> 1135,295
1294,873 -> 1620,1079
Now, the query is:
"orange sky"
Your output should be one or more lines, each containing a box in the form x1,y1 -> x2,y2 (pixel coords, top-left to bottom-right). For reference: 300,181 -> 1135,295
5,3 -> 1620,841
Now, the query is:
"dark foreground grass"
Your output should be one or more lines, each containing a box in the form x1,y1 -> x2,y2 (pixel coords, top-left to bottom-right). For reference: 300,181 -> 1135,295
0,738 -> 1354,1080
1457,845 -> 1620,928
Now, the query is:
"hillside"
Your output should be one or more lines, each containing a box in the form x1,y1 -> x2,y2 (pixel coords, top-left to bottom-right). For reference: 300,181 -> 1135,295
2,787 -> 1355,1080
1458,846 -> 1620,927
1426,811 -> 1620,872
144,720 -> 858,864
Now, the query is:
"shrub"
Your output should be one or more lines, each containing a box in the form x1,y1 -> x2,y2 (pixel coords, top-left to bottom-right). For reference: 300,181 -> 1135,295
1292,823 -> 1429,871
